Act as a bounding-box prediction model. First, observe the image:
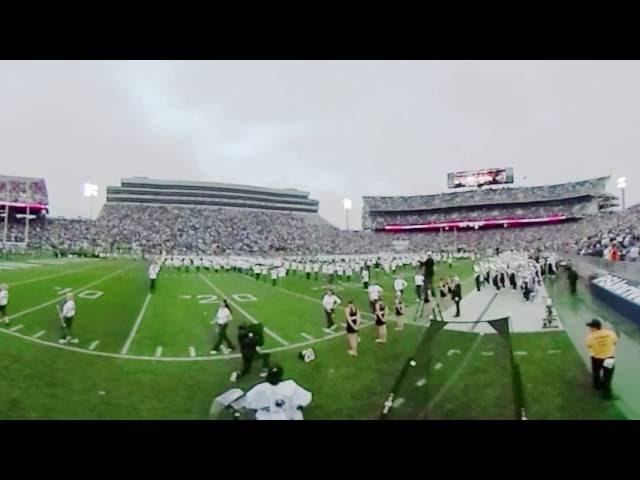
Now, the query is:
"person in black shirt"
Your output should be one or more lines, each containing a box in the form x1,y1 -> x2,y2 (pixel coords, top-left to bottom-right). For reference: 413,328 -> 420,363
452,277 -> 462,317
344,300 -> 361,356
424,253 -> 435,296
374,299 -> 387,344
394,294 -> 405,331
231,323 -> 270,382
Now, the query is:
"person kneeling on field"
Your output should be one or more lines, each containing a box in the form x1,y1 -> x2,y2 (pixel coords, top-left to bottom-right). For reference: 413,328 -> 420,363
231,323 -> 270,382
243,365 -> 312,420
345,299 -> 361,356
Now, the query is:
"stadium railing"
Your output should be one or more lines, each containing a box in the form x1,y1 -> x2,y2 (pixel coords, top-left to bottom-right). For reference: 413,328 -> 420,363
564,253 -> 640,283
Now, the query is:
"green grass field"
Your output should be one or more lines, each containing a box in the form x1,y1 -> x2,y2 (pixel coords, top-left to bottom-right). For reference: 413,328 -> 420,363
0,256 -> 627,419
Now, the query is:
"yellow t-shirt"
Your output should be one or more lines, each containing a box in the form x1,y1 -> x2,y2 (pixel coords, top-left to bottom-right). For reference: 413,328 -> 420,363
586,329 -> 618,359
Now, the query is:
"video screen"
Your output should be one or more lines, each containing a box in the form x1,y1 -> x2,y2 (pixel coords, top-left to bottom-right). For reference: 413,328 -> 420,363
447,167 -> 514,189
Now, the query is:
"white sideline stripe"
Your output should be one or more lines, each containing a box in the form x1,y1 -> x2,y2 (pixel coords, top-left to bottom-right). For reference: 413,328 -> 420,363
155,346 -> 163,358
323,328 -> 334,334
89,340 -> 100,351
120,293 -> 152,355
0,262 -> 37,269
12,262 -> 102,287
301,333 -> 314,340
9,324 -> 23,332
7,265 -> 133,322
198,273 -> 290,346
32,330 -> 46,339
189,346 -> 196,357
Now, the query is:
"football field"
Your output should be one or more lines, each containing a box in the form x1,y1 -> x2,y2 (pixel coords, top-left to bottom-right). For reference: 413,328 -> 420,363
0,256 -> 627,420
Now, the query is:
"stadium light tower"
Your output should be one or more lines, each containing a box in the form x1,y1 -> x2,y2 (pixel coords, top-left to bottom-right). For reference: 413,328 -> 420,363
617,177 -> 627,210
84,182 -> 98,219
343,198 -> 352,231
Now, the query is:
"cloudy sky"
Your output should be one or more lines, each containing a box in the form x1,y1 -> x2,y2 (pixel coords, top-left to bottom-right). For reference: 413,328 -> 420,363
1,60 -> 638,229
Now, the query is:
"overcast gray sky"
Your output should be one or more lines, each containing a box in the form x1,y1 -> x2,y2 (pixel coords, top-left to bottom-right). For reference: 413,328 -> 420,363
1,60 -> 638,229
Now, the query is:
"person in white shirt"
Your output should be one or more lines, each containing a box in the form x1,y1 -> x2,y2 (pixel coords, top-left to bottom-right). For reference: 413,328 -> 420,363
345,264 -> 353,282
322,289 -> 342,330
270,268 -> 278,286
211,299 -> 236,354
243,365 -> 312,420
0,283 -> 9,325
393,276 -> 408,297
261,265 -> 269,282
367,283 -> 383,314
413,273 -> 425,302
361,268 -> 370,291
58,293 -> 78,344
148,262 -> 160,293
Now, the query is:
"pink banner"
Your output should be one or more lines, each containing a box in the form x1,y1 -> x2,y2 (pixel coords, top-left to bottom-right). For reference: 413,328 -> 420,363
383,215 -> 568,232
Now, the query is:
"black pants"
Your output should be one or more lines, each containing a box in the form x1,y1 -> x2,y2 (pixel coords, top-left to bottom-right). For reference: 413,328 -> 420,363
325,309 -> 334,328
213,323 -> 236,351
239,350 -> 270,378
306,272 -> 310,280
475,275 -> 481,292
61,316 -> 74,339
591,357 -> 615,398
416,285 -> 423,301
453,298 -> 460,317
509,274 -> 517,289
150,278 -> 156,292
423,287 -> 430,304
569,280 -> 577,295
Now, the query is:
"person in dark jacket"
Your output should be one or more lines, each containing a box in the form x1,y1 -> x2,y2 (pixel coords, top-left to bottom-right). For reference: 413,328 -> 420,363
230,323 -> 270,382
452,277 -> 462,317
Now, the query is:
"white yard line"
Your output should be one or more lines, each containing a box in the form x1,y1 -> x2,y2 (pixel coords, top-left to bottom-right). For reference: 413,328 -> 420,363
7,265 -> 133,322
301,333 -> 314,340
9,324 -> 23,332
89,340 -> 100,351
155,346 -> 163,358
120,293 -> 152,355
12,262 -> 101,286
198,273 -> 290,346
32,330 -> 46,339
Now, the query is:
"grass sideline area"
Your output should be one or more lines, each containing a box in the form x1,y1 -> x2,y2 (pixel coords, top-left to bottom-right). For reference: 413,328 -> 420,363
0,256 -> 626,420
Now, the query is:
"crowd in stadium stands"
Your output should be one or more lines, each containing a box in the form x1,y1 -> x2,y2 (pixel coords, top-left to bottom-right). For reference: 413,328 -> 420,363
0,178 -> 49,204
366,201 -> 594,230
2,201 -> 639,261
364,177 -> 610,212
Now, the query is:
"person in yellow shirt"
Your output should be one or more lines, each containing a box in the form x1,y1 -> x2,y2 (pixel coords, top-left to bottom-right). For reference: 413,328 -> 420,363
585,319 -> 619,400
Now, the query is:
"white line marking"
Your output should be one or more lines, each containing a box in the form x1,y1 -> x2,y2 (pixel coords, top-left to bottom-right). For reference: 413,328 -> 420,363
447,349 -> 461,356
514,351 -> 528,356
416,378 -> 427,387
12,262 -> 101,287
392,397 -> 405,408
481,351 -> 495,356
7,265 -> 133,322
89,340 -> 100,350
120,293 -> 152,355
301,333 -> 314,340
189,346 -> 196,357
155,346 -> 163,358
546,350 -> 562,354
32,330 -> 46,338
179,295 -> 192,299
198,273 -> 289,346
9,324 -> 23,332
323,328 -> 334,334
434,362 -> 443,370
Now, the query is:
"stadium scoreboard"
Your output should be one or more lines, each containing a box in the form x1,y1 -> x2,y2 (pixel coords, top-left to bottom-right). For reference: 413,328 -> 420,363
447,167 -> 514,189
